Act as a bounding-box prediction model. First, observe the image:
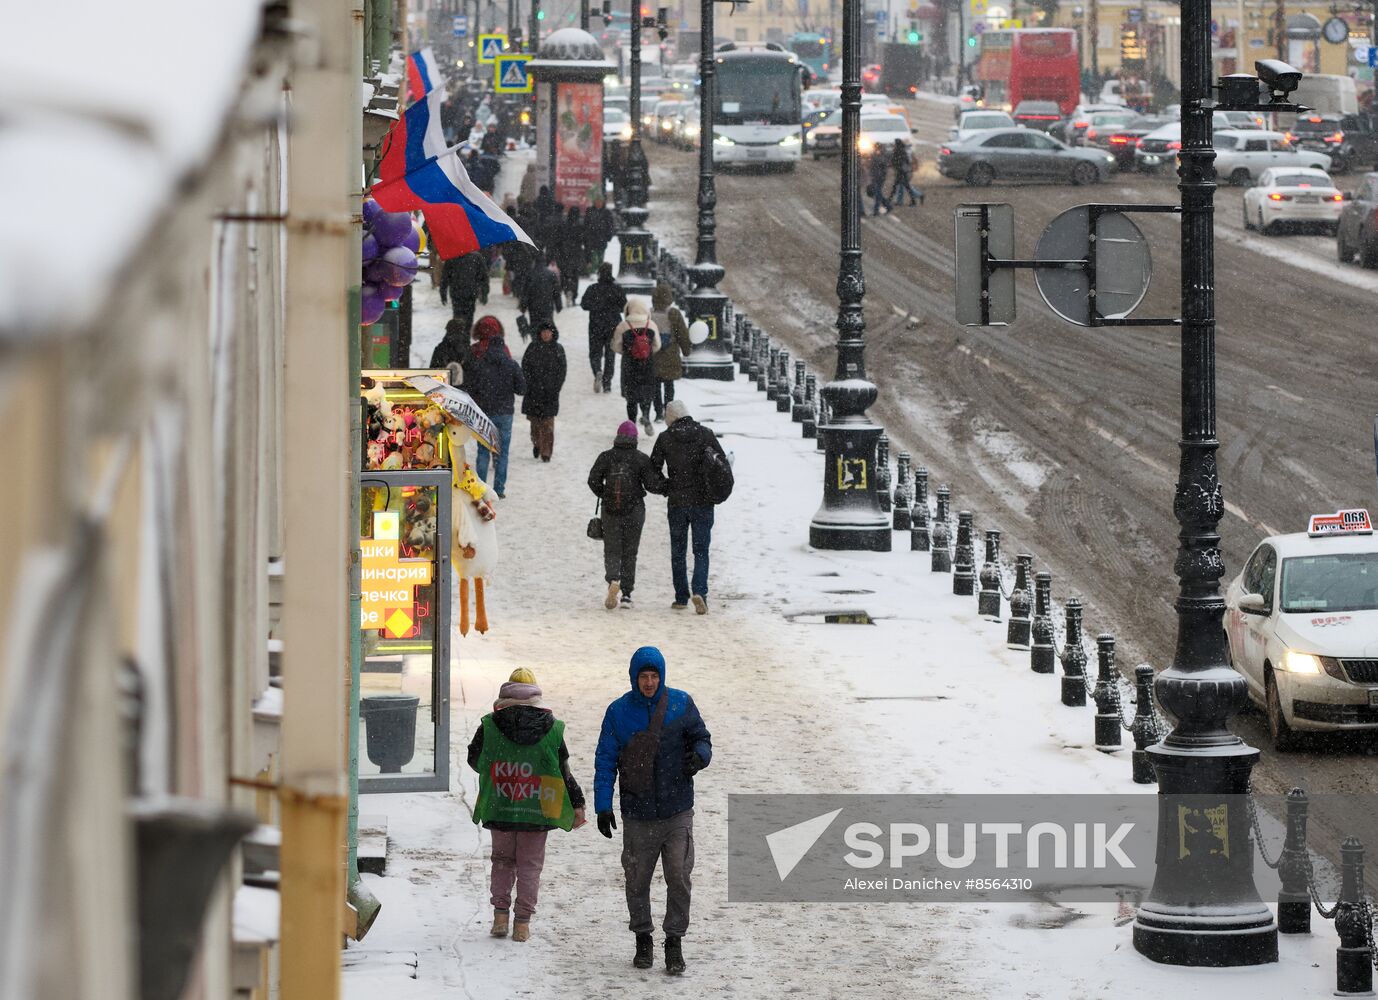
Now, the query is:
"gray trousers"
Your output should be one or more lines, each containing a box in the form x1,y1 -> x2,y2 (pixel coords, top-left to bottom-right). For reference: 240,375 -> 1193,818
601,507 -> 645,595
621,809 -> 694,937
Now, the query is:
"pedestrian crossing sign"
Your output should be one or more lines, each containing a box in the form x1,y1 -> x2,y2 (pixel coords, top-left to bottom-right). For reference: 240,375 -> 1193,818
478,33 -> 507,64
495,53 -> 533,93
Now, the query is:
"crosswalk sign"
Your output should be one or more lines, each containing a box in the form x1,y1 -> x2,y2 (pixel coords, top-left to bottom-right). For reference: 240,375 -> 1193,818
494,53 -> 533,93
478,33 -> 507,64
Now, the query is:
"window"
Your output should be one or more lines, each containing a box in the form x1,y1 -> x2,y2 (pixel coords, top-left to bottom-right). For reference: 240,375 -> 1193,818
983,132 -> 1030,148
1215,135 -> 1238,150
1244,138 -> 1268,152
1281,552 -> 1378,613
1026,133 -> 1059,150
1271,138 -> 1294,151
1243,545 -> 1277,610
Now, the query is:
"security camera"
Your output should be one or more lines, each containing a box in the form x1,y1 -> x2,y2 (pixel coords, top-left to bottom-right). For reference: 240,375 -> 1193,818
1255,59 -> 1302,99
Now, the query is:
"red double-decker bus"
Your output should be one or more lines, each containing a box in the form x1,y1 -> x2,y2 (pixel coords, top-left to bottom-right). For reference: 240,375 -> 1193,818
974,28 -> 1080,117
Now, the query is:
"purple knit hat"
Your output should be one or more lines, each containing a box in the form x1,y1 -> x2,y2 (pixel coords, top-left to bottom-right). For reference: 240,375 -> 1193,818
617,420 -> 638,439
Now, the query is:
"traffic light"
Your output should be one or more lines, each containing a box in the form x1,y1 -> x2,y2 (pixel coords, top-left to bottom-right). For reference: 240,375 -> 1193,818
967,35 -> 977,46
536,7 -> 545,18
656,6 -> 669,40
906,21 -> 920,43
602,0 -> 612,25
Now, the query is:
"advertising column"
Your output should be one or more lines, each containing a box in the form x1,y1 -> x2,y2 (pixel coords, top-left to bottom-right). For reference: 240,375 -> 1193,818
554,81 -> 604,208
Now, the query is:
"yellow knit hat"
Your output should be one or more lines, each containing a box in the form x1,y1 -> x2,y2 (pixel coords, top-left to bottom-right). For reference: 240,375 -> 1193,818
508,667 -> 537,685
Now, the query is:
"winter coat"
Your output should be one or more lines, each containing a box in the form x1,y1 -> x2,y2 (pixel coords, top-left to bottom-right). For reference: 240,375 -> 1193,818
442,252 -> 488,308
613,319 -> 662,388
584,205 -> 616,249
467,705 -> 586,831
462,336 -> 526,416
867,151 -> 889,188
652,304 -> 693,382
523,266 -> 563,326
650,415 -> 727,508
429,335 -> 471,371
520,334 -> 567,418
556,217 -> 585,274
890,143 -> 913,175
580,278 -> 627,337
587,436 -> 669,512
593,648 -> 711,821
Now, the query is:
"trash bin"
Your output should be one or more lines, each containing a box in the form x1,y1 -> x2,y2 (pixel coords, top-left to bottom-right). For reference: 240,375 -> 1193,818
360,694 -> 420,773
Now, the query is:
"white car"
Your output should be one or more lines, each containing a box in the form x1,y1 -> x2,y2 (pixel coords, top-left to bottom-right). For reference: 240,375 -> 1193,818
1215,130 -> 1331,185
949,110 -> 1017,143
857,113 -> 914,156
1224,510 -> 1378,749
1242,167 -> 1344,234
805,88 -> 842,112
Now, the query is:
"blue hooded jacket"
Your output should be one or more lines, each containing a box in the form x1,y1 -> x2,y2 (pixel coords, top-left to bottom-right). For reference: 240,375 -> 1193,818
593,646 -> 712,820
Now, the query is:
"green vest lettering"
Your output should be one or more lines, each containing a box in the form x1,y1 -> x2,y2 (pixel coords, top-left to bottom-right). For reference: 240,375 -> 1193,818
472,715 -> 575,831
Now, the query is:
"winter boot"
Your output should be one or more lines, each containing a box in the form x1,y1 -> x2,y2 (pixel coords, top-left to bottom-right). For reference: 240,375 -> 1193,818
605,580 -> 621,610
511,920 -> 531,943
633,932 -> 654,969
620,593 -> 633,609
490,910 -> 509,937
691,595 -> 708,616
594,374 -> 602,393
664,935 -> 685,975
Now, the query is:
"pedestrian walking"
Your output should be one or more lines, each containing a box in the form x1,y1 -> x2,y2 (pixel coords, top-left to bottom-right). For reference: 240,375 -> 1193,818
594,646 -> 712,976
522,257 -> 563,341
469,667 -> 587,943
520,321 -> 567,462
888,139 -> 923,206
613,301 -> 661,437
651,296 -> 692,422
587,420 -> 668,609
584,198 -> 616,269
440,250 -> 489,329
555,207 -> 585,302
867,147 -> 892,216
650,400 -> 730,614
463,315 -> 526,499
429,317 -> 472,370
580,262 -> 627,393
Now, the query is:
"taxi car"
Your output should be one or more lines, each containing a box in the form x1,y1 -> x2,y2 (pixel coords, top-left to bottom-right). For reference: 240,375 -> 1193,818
1224,509 -> 1378,749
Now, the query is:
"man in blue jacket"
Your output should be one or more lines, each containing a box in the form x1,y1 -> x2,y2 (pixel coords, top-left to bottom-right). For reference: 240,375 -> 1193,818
594,646 -> 712,976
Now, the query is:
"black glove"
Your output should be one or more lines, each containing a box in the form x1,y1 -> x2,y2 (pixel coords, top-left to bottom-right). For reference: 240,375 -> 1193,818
683,749 -> 705,776
597,811 -> 617,839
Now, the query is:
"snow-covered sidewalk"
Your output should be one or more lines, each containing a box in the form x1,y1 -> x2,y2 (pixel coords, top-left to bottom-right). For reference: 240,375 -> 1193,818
342,247 -> 1344,999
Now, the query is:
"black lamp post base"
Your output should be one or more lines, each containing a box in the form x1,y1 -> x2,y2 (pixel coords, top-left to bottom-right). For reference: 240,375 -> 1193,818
809,520 -> 893,551
809,422 -> 892,552
1133,914 -> 1279,967
683,285 -> 734,379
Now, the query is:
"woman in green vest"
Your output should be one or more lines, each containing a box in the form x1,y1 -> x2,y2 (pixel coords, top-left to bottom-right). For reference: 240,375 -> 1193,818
468,667 -> 586,942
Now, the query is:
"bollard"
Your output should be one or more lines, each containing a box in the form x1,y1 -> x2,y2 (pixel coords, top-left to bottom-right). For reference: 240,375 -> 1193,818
952,511 -> 976,596
776,351 -> 793,412
802,375 -> 818,439
1277,787 -> 1312,935
893,453 -> 913,531
739,321 -> 754,374
1007,555 -> 1033,649
1334,837 -> 1373,997
910,467 -> 931,552
758,343 -> 774,392
1059,599 -> 1087,707
746,325 -> 761,380
1130,665 -> 1160,784
930,486 -> 952,572
816,397 -> 829,452
731,314 -> 745,364
791,361 -> 808,421
1091,635 -> 1121,751
876,434 -> 892,514
765,347 -> 780,398
978,530 -> 1003,620
1030,572 -> 1055,673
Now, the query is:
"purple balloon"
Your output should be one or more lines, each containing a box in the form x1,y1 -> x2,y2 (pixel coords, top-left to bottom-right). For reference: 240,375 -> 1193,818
380,246 -> 418,286
401,225 -> 421,252
371,210 -> 414,247
362,232 -> 379,263
381,283 -> 405,302
360,284 -> 386,326
363,198 -> 383,227
364,259 -> 392,286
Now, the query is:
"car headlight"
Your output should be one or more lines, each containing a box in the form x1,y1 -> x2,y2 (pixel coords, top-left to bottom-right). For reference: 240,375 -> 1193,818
858,138 -> 874,154
1281,649 -> 1322,674
713,133 -> 734,146
780,133 -> 801,145
686,125 -> 699,137
620,125 -> 633,140
661,120 -> 673,130
1104,154 -> 1115,162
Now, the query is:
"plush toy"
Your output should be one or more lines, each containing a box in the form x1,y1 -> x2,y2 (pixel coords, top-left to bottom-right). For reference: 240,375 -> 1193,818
380,446 -> 404,471
443,423 -> 498,636
411,440 -> 437,468
363,383 -> 387,443
367,439 -> 387,469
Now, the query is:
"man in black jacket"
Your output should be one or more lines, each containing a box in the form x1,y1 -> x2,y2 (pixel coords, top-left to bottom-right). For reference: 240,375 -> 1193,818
579,263 -> 627,393
650,399 -> 727,614
464,316 -> 526,499
587,419 -> 668,608
522,258 -> 563,339
440,250 -> 489,330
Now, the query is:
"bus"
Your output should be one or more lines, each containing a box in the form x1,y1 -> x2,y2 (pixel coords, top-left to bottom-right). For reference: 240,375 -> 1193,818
974,28 -> 1080,117
712,44 -> 803,170
787,32 -> 830,81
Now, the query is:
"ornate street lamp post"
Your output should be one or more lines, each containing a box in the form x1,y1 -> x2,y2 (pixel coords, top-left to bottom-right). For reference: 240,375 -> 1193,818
1131,0 -> 1277,968
615,0 -> 656,295
681,0 -> 737,379
808,0 -> 890,552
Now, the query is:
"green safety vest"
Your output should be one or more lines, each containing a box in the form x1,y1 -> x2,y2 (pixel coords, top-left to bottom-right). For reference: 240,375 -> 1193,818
472,715 -> 575,831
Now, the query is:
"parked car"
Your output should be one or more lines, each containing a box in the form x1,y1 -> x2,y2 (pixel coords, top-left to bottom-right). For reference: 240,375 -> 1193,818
1215,130 -> 1331,185
1050,103 -> 1127,144
937,127 -> 1116,185
948,110 -> 1018,143
1012,100 -> 1065,131
1242,167 -> 1344,235
1288,113 -> 1378,174
1337,172 -> 1378,267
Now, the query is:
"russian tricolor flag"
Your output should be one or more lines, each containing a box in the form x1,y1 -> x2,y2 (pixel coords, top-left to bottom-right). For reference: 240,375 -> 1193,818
371,89 -> 534,260
406,47 -> 445,103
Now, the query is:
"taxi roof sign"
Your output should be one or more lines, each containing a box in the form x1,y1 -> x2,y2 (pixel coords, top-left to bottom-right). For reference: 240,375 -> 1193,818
1307,508 -> 1373,537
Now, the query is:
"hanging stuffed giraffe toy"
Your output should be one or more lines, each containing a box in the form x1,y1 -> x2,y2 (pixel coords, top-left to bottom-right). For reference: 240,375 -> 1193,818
409,373 -> 500,636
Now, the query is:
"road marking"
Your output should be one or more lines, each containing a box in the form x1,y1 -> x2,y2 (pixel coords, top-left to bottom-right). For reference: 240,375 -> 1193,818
1267,384 -> 1305,404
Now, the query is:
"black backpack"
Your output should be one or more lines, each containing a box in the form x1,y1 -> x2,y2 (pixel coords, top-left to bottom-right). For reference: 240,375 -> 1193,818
603,452 -> 640,515
700,438 -> 734,505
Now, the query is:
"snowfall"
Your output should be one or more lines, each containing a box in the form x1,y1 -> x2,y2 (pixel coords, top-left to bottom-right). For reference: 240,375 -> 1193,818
342,152 -> 1348,1000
